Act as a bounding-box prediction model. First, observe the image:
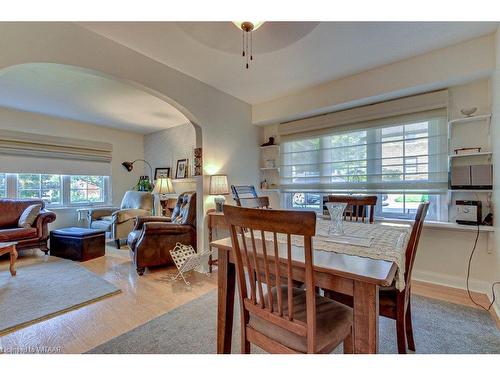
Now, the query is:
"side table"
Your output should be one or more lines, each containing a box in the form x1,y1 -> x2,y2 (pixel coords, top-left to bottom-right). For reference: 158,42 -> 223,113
207,209 -> 228,273
0,242 -> 18,276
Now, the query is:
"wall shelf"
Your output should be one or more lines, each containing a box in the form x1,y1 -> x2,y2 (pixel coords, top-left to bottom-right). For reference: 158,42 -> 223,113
448,114 -> 491,126
260,145 -> 280,149
260,167 -> 279,171
449,151 -> 492,159
261,188 -> 280,192
449,189 -> 492,193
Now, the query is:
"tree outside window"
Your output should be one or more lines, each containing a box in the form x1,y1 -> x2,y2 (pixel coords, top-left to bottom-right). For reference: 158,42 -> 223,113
17,174 -> 62,204
70,175 -> 105,204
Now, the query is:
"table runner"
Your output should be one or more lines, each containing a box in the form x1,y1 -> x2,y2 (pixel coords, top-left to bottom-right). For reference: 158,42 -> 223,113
245,219 -> 411,291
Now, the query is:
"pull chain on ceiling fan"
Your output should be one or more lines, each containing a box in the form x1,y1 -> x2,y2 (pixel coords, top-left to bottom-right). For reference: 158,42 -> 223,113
233,21 -> 264,69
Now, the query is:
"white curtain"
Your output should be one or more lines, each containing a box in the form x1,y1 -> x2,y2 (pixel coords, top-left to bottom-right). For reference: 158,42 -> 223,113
280,109 -> 448,193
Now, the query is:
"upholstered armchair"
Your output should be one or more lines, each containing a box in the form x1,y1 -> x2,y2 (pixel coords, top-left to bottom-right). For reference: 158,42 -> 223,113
127,191 -> 196,275
87,190 -> 154,248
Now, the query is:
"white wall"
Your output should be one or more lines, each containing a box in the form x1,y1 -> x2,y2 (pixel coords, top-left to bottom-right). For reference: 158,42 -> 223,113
490,26 -> 500,316
0,106 -> 145,230
145,123 -> 197,193
253,34 -> 495,125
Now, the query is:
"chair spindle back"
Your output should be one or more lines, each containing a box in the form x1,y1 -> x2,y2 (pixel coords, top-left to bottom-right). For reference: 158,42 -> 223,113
326,195 -> 378,223
223,205 -> 318,352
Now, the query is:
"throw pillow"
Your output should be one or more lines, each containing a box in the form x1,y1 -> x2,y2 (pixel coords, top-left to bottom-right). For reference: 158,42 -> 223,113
18,204 -> 42,228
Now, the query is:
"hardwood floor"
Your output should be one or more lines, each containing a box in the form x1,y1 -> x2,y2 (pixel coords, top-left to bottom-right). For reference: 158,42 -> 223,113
0,247 -> 496,354
0,245 -> 217,354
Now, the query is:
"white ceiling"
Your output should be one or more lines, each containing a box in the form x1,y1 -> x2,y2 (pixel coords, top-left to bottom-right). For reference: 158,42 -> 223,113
0,63 -> 190,134
80,22 -> 499,104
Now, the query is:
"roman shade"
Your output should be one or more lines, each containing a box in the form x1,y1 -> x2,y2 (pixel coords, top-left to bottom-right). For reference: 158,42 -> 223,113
278,90 -> 449,139
0,130 -> 112,175
280,106 -> 448,193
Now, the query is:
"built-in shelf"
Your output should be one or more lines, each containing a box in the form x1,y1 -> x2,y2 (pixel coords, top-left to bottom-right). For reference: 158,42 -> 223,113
260,145 -> 280,149
260,167 -> 279,171
448,114 -> 492,126
449,151 -> 492,159
380,217 -> 495,232
450,189 -> 492,193
261,188 -> 280,192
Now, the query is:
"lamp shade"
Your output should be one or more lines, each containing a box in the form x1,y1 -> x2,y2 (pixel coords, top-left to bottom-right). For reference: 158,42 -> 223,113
209,174 -> 229,195
153,177 -> 175,194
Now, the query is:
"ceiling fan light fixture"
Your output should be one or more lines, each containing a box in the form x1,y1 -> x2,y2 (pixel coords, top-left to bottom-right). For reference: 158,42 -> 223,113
232,21 -> 265,69
232,21 -> 264,32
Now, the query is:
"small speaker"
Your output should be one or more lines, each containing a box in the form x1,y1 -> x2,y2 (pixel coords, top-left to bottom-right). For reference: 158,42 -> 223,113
451,166 -> 471,189
471,165 -> 492,188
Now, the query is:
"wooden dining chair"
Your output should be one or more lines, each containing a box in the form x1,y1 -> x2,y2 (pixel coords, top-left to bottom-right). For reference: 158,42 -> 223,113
325,201 -> 429,354
326,195 -> 378,223
223,205 -> 353,354
238,196 -> 270,209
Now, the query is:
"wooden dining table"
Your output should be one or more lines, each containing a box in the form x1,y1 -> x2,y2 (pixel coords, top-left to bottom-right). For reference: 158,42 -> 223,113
211,232 -> 399,354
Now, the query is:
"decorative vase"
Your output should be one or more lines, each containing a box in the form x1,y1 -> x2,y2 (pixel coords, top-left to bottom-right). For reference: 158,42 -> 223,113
325,202 -> 347,236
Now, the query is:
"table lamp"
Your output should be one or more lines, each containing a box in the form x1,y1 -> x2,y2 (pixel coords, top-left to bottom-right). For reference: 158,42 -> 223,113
209,174 -> 229,212
152,177 -> 175,216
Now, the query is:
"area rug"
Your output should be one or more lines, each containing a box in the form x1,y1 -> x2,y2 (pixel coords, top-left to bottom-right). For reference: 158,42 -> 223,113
0,256 -> 120,335
88,290 -> 500,354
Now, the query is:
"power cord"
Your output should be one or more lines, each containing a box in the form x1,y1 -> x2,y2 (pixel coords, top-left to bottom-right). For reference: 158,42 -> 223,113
465,224 -> 499,311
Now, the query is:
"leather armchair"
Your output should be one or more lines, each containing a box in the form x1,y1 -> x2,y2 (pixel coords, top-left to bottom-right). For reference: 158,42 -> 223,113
127,191 -> 196,275
87,190 -> 154,248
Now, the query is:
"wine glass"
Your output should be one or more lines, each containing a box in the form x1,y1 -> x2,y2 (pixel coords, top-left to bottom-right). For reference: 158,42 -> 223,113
325,202 -> 347,236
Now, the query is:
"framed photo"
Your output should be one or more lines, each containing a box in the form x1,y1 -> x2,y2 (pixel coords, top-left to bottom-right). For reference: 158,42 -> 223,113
154,167 -> 171,180
175,159 -> 188,179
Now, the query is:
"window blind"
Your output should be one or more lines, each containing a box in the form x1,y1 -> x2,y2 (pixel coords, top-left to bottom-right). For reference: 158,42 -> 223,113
0,129 -> 112,175
280,109 -> 448,193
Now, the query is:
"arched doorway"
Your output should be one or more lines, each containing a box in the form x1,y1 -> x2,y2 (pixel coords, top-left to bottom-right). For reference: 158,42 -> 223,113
0,62 -> 206,254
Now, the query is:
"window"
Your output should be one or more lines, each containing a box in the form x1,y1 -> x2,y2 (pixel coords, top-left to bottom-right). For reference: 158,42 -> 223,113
17,174 -> 62,205
0,173 -> 110,207
70,175 -> 106,204
281,111 -> 448,221
0,173 -> 6,198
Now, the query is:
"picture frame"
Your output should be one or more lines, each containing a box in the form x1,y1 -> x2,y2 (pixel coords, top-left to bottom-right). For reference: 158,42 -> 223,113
154,167 -> 171,180
175,159 -> 188,179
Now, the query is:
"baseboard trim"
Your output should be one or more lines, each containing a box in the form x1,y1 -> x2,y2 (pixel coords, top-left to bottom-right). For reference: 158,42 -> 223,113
411,274 -> 500,329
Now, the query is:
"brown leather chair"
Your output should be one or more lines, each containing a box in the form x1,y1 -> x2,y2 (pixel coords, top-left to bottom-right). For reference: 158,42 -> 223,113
0,198 -> 56,254
127,191 -> 196,275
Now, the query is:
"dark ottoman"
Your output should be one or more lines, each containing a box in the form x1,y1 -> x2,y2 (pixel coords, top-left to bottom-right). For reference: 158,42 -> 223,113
50,227 -> 106,261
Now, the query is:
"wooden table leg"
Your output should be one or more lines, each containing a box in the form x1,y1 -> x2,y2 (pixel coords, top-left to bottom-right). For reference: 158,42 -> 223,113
217,249 -> 235,354
353,280 -> 379,354
9,245 -> 18,276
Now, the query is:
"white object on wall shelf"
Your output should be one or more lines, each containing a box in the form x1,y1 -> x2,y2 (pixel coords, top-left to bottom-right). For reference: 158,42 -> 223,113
448,114 -> 491,126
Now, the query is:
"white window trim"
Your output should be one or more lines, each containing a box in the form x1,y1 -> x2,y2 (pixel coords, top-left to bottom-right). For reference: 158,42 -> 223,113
1,173 -> 111,208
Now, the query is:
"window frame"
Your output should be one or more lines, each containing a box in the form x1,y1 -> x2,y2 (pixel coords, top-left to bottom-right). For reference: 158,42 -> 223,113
1,173 -> 111,208
66,175 -> 109,206
280,113 -> 448,222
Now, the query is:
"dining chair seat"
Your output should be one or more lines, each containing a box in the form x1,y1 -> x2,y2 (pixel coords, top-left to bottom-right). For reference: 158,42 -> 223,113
249,286 -> 353,353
